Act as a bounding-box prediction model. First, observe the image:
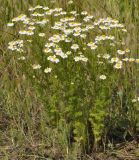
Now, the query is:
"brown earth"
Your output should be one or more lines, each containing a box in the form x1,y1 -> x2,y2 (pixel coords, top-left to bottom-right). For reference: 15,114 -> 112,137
84,140 -> 139,160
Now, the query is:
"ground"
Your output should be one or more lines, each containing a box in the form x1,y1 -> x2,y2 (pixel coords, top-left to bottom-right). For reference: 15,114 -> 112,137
85,140 -> 139,160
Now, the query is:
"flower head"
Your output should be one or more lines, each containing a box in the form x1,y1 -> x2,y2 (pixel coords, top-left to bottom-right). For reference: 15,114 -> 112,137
44,67 -> 52,73
99,75 -> 106,80
71,44 -> 79,50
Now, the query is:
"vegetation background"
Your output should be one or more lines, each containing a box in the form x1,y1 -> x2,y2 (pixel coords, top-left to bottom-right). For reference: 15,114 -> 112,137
0,0 -> 139,159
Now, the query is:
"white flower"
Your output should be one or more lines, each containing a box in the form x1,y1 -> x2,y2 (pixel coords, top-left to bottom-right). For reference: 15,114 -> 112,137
7,23 -> 14,27
54,8 -> 63,12
65,38 -> 72,42
86,25 -> 94,30
64,29 -> 73,35
78,51 -> 82,55
60,11 -> 67,15
32,64 -> 41,70
83,15 -> 94,22
18,56 -> 26,60
19,30 -> 27,35
73,32 -> 81,36
81,11 -> 88,15
114,61 -> 122,69
28,26 -> 36,30
8,40 -> 24,52
27,40 -> 32,43
47,55 -> 60,63
28,21 -> 35,25
125,49 -> 130,53
31,12 -> 44,17
132,99 -> 137,103
103,54 -> 110,59
51,25 -> 61,30
43,7 -> 49,10
81,57 -> 88,62
35,5 -> 43,9
68,0 -> 73,4
61,54 -> 68,59
97,54 -> 101,58
128,58 -> 135,62
117,50 -> 125,55
99,75 -> 106,80
29,7 -> 35,11
71,44 -> 79,50
95,35 -> 115,42
111,57 -> 119,63
68,22 -> 81,27
80,34 -> 87,39
73,27 -> 82,32
86,15 -> 94,19
98,61 -> 104,64
54,47 -> 62,53
110,43 -> 115,46
45,43 -> 55,48
74,57 -> 80,62
39,33 -> 45,37
49,34 -> 63,43
99,25 -> 110,30
55,49 -> 67,58
55,51 -> 64,56
44,67 -> 52,73
44,48 -> 52,53
66,51 -> 72,55
135,59 -> 139,63
19,30 -> 34,35
12,14 -> 27,22
87,42 -> 97,50
122,58 -> 129,62
54,13 -> 60,17
36,19 -> 49,25
26,30 -> 34,35
45,10 -> 54,15
51,0 -> 56,3
70,11 -> 77,15
122,29 -> 127,32
54,22 -> 63,27
74,55 -> 88,62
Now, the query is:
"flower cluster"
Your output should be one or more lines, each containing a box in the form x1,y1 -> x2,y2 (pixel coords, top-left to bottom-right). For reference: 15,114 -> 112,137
94,17 -> 125,30
99,75 -> 106,80
8,40 -> 24,52
7,5 -> 135,75
132,97 -> 139,103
